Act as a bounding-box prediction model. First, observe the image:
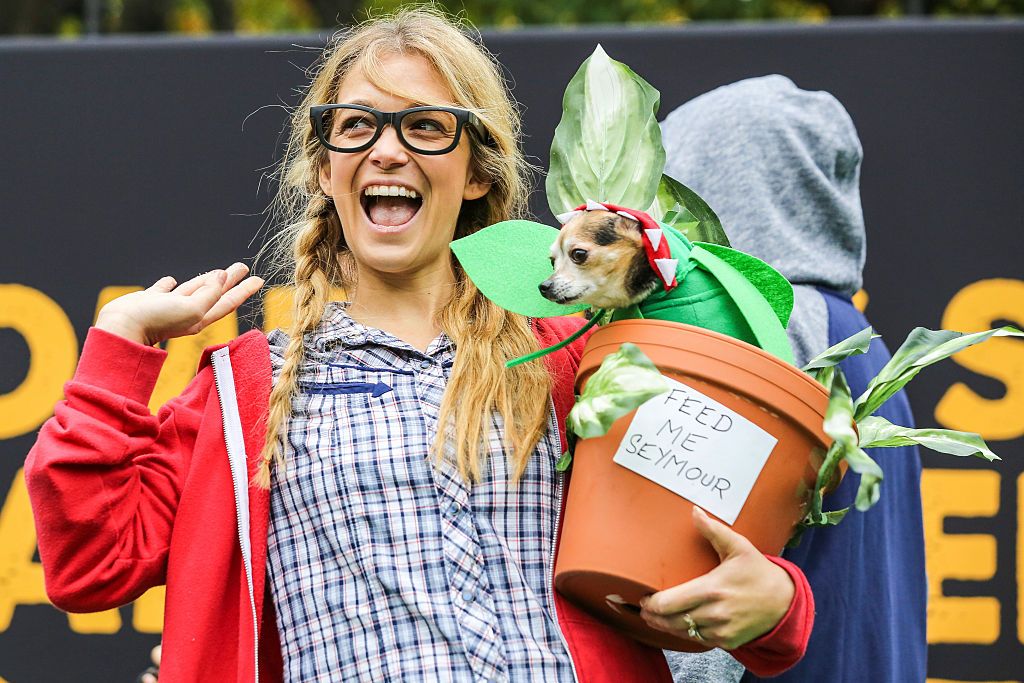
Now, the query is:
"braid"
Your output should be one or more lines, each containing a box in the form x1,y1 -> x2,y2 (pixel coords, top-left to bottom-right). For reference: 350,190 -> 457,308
254,216 -> 338,489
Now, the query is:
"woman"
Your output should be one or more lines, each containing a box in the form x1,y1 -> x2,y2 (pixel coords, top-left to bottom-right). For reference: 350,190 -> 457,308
26,8 -> 811,682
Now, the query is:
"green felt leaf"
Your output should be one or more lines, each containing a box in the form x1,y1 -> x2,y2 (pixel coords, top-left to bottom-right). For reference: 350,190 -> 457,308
858,415 -> 1000,462
450,220 -> 589,318
567,342 -> 669,439
694,242 -> 794,327
648,174 -> 730,246
802,326 -> 879,375
854,326 -> 1024,421
546,45 -> 664,215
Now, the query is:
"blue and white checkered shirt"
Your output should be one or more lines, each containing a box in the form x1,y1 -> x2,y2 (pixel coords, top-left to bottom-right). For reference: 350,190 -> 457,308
266,303 -> 577,682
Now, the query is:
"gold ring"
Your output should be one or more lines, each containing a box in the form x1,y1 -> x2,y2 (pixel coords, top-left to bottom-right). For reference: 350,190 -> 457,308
683,612 -> 704,641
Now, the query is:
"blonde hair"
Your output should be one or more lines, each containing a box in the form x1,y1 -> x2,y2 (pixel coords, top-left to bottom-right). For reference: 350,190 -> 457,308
255,6 -> 551,488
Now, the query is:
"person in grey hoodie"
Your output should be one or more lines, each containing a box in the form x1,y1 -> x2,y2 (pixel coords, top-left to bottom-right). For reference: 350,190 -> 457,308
658,75 -> 927,682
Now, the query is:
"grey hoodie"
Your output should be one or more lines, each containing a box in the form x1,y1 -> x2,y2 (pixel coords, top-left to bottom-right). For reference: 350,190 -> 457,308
657,74 -> 869,681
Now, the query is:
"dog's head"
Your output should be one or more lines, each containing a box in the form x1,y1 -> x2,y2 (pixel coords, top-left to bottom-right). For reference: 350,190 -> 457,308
539,209 -> 660,310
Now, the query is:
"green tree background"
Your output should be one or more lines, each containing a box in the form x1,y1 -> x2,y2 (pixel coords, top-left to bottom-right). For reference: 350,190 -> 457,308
0,0 -> 1020,36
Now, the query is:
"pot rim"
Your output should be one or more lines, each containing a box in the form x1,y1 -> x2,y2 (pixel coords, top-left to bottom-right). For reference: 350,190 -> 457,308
577,318 -> 830,418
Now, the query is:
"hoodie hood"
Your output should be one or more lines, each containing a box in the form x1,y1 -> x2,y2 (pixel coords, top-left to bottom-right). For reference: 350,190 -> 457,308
660,74 -> 866,297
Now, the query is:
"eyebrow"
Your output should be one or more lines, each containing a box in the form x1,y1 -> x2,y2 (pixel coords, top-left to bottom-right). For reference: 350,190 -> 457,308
345,98 -> 437,109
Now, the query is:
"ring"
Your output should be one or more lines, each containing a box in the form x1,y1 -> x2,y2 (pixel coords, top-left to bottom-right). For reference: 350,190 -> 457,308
683,612 -> 705,641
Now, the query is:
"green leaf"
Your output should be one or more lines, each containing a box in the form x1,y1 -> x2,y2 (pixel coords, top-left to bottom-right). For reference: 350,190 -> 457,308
556,451 -> 573,472
546,45 -> 665,215
858,415 -> 1000,462
854,326 -> 1024,421
450,220 -> 589,318
648,174 -> 730,246
567,342 -> 670,439
802,327 -> 879,374
822,369 -> 883,512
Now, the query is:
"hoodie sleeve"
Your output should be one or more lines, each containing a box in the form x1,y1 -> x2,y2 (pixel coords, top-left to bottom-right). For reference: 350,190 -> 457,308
24,327 -> 211,612
728,555 -> 815,677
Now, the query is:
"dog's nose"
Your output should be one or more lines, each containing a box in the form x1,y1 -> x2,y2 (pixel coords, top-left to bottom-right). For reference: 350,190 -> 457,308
539,280 -> 553,297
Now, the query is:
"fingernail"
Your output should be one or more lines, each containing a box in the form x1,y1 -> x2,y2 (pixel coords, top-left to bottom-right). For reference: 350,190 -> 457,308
639,596 -> 649,609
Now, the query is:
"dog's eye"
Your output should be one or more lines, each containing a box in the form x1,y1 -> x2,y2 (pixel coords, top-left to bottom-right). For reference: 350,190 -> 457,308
569,248 -> 588,265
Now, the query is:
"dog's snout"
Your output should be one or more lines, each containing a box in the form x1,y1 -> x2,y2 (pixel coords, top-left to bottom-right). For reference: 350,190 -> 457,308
539,280 -> 553,297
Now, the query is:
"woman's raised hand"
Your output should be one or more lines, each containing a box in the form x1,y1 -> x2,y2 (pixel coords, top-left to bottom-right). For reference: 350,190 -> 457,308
95,262 -> 264,347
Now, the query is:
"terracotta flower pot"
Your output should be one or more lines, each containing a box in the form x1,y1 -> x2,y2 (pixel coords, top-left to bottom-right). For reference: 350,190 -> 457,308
554,319 -> 831,652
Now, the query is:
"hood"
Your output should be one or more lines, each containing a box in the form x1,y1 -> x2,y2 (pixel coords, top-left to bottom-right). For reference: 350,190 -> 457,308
660,74 -> 866,297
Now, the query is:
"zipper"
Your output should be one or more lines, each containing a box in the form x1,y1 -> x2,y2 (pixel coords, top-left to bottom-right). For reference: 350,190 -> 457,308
211,347 -> 260,683
546,399 -> 580,683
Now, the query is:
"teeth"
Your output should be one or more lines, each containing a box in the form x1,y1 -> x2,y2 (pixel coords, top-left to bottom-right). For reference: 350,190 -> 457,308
363,185 -> 419,199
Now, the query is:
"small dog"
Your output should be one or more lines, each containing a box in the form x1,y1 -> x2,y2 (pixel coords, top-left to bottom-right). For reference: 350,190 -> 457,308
540,208 -> 671,310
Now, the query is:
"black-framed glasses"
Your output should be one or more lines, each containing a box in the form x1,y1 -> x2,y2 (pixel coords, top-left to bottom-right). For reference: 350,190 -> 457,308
310,104 -> 489,155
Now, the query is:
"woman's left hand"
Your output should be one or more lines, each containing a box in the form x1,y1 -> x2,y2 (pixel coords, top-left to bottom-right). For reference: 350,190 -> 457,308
639,506 -> 795,651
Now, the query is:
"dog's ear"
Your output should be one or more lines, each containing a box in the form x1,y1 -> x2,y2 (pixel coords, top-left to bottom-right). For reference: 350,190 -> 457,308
592,214 -> 622,246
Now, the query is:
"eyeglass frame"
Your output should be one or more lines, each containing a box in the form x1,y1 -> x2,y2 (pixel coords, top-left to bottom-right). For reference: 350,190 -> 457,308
309,103 -> 490,156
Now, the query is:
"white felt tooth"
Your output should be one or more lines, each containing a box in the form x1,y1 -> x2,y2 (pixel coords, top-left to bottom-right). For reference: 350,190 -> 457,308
654,258 -> 678,285
556,210 -> 582,224
644,228 -> 663,251
585,199 -> 608,212
616,211 -> 639,223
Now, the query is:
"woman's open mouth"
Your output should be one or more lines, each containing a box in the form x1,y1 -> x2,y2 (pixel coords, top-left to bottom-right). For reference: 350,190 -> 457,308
361,184 -> 423,232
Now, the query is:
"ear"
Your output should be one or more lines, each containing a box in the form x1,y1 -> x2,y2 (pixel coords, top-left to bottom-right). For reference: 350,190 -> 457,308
318,160 -> 333,197
463,173 -> 491,202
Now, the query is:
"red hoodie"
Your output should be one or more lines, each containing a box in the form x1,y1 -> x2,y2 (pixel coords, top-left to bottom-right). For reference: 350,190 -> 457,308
25,318 -> 812,682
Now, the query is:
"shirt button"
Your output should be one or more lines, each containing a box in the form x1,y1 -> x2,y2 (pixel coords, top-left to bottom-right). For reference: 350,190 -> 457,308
419,360 -> 431,369
461,588 -> 475,603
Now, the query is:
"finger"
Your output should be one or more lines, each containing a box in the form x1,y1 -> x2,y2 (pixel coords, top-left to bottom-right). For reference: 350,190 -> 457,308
222,261 -> 251,290
639,572 -> 715,616
693,506 -> 749,561
183,270 -> 229,318
172,270 -> 215,296
152,644 -> 161,666
641,609 -> 722,647
198,275 -> 265,328
146,276 -> 177,293
174,267 -> 232,297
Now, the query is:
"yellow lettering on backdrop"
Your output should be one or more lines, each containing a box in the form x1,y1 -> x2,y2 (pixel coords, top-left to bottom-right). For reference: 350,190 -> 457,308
262,285 -> 348,333
934,278 -> 1024,441
928,679 -> 1022,683
852,288 -> 868,313
1020,472 -> 1024,646
0,470 -> 47,632
0,284 -> 77,439
922,469 -> 1001,644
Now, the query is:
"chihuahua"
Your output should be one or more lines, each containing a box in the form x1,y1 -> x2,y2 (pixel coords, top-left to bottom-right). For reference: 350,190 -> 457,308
539,202 -> 679,310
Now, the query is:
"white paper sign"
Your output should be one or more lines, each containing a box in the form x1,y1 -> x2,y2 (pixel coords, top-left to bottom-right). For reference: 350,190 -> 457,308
612,377 -> 778,525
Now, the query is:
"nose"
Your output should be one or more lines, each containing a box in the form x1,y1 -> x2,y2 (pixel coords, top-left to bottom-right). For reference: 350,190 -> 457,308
368,125 -> 409,169
539,280 -> 553,298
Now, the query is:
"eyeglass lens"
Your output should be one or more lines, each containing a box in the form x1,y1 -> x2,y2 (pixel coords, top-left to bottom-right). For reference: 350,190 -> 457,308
320,107 -> 461,153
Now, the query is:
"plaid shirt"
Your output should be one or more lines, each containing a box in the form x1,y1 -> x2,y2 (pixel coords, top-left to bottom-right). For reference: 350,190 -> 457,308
266,303 -> 577,682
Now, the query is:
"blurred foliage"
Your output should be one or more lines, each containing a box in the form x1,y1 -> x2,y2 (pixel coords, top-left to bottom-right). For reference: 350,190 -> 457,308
0,0 -> 1020,35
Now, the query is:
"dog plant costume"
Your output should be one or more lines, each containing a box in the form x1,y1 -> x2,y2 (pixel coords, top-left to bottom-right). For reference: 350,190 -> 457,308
26,317 -> 813,682
451,202 -> 797,368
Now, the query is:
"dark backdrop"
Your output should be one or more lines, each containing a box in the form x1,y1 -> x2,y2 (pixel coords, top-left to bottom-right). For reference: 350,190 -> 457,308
1,19 -> 1021,682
